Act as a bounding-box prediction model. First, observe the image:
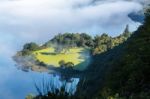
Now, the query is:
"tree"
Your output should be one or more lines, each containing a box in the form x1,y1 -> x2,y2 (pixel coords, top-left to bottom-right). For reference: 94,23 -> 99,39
59,60 -> 66,67
45,33 -> 93,48
23,42 -> 39,51
93,33 -> 111,54
123,24 -> 131,38
65,62 -> 74,69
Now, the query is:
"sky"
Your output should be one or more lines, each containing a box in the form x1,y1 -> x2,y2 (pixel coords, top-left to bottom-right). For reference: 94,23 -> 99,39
0,0 -> 146,57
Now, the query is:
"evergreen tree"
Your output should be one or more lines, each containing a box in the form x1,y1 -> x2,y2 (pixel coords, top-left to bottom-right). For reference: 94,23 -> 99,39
123,24 -> 131,38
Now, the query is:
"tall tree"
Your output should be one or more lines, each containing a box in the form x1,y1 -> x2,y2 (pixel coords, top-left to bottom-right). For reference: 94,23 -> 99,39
123,24 -> 131,38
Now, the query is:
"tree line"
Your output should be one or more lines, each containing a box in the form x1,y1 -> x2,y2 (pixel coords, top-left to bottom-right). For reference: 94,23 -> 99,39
20,25 -> 131,56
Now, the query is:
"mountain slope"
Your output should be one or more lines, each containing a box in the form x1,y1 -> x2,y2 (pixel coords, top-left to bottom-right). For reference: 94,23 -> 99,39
77,9 -> 150,99
101,11 -> 150,99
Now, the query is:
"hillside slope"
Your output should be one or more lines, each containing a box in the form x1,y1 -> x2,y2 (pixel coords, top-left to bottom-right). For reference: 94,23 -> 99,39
101,10 -> 150,99
77,10 -> 150,99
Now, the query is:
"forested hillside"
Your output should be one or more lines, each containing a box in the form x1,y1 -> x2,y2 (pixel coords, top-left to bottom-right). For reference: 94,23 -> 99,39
77,9 -> 150,99
102,10 -> 150,99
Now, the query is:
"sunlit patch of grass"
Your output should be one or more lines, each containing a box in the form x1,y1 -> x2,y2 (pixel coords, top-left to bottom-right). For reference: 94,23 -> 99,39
33,47 -> 87,70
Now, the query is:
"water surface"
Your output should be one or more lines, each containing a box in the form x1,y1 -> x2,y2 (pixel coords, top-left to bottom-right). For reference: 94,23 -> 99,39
0,56 -> 79,99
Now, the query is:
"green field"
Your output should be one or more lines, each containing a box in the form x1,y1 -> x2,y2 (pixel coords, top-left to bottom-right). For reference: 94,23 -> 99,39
33,47 -> 90,70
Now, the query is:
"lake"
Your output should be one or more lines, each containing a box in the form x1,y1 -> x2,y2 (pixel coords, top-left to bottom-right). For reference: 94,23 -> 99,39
0,56 -> 79,99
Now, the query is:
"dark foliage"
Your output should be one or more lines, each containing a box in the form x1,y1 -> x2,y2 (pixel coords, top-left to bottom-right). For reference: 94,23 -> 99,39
101,9 -> 150,99
18,42 -> 40,56
76,9 -> 150,99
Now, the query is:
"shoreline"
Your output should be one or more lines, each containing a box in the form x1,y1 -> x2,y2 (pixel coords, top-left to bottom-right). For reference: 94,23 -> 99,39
13,55 -> 83,78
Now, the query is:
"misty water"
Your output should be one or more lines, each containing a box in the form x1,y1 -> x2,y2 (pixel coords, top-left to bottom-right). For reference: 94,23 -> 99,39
0,56 -> 79,99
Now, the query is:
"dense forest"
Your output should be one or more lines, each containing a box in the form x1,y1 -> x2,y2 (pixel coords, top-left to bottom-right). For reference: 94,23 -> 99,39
76,9 -> 150,99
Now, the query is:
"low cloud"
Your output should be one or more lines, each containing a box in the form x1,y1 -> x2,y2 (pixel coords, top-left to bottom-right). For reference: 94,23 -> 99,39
0,0 -> 144,56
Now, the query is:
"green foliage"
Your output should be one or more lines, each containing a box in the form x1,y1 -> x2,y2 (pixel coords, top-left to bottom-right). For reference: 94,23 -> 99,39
20,16 -> 137,99
23,42 -> 40,51
59,60 -> 74,69
123,25 -> 131,38
59,60 -> 66,67
20,42 -> 40,56
36,60 -> 47,67
48,33 -> 94,48
20,26 -> 131,57
93,30 -> 131,55
76,10 -> 150,99
43,30 -> 131,56
99,9 -> 150,99
21,49 -> 32,56
93,33 -> 111,54
65,62 -> 74,68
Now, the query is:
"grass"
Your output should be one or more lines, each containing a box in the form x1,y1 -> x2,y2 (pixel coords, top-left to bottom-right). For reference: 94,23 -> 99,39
33,47 -> 89,70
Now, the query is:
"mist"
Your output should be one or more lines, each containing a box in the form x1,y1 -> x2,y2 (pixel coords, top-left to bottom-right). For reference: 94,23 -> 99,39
0,0 -> 145,57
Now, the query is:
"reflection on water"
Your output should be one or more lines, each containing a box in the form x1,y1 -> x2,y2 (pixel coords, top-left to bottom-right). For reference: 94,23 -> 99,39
34,74 -> 79,96
0,56 -> 79,99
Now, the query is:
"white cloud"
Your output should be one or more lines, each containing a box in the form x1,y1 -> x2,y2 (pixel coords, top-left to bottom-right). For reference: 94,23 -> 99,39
0,0 -> 144,56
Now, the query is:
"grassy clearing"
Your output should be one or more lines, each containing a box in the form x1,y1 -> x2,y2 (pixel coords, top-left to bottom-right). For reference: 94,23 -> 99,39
33,47 -> 89,70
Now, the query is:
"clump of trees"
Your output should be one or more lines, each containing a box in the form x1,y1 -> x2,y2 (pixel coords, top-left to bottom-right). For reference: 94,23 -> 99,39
23,42 -> 40,51
93,25 -> 131,55
43,25 -> 131,55
59,60 -> 74,69
19,25 -> 131,56
44,33 -> 94,48
18,42 -> 40,56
